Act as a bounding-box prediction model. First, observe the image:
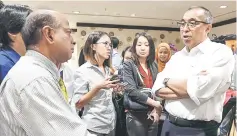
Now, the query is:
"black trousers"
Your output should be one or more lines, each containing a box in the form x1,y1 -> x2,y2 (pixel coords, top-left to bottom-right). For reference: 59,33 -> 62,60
126,111 -> 159,136
161,119 -> 219,136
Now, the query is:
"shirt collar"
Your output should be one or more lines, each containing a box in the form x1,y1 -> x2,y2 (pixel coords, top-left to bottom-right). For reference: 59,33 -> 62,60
196,38 -> 212,54
1,46 -> 21,64
85,61 -> 110,76
59,62 -> 67,72
25,50 -> 60,81
181,38 -> 211,55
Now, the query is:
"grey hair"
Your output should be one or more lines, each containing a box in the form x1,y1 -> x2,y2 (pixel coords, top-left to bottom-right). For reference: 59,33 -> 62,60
21,10 -> 61,48
187,6 -> 213,24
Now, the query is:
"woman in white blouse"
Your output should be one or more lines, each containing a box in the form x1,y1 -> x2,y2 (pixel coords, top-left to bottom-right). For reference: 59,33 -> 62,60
72,31 -> 121,136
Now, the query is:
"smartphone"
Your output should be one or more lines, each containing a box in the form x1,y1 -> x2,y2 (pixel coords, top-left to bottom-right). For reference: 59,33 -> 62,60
110,75 -> 122,84
110,75 -> 120,81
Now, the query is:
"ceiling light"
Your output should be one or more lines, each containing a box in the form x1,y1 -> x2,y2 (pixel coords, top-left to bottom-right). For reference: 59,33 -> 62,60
131,13 -> 136,17
73,11 -> 80,14
219,5 -> 227,8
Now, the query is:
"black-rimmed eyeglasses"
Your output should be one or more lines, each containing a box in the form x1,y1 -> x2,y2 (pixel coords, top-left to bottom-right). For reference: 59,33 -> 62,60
177,20 -> 209,29
96,41 -> 112,48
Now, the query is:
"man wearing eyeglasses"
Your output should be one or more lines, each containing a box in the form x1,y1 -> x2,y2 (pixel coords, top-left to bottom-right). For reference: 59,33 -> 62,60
152,6 -> 235,136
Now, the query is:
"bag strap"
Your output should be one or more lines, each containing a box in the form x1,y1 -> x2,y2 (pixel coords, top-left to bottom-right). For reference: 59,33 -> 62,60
134,65 -> 145,87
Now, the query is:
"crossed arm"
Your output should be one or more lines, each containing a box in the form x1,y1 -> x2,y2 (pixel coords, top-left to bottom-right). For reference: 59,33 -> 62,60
157,70 -> 208,100
152,53 -> 235,106
157,79 -> 188,100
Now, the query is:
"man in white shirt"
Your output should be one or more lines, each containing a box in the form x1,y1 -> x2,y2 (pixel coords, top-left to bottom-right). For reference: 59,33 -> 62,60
111,37 -> 122,70
152,6 -> 235,136
0,10 -> 92,136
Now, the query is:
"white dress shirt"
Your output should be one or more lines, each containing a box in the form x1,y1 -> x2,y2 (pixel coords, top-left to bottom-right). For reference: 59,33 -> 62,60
112,49 -> 122,70
0,50 -> 91,136
152,38 -> 235,123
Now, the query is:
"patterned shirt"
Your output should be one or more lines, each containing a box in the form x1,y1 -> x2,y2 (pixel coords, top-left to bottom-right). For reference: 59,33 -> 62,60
0,50 -> 91,136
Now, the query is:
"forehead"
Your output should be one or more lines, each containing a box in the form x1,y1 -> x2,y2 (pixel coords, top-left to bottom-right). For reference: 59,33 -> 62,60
57,14 -> 70,28
137,36 -> 148,42
159,46 -> 168,51
182,9 -> 205,21
98,35 -> 110,41
124,51 -> 131,55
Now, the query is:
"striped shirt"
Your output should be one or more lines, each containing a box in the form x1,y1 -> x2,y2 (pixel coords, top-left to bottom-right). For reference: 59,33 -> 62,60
0,50 -> 91,136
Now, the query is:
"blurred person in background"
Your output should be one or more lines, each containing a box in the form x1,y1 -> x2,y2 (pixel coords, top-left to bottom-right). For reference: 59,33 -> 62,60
155,42 -> 171,72
111,37 -> 122,70
0,4 -> 32,84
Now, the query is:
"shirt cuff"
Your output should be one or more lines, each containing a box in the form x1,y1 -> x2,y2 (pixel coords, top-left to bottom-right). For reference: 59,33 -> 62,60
152,83 -> 165,96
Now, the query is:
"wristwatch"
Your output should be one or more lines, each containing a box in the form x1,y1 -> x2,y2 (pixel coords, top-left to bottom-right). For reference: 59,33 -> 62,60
163,78 -> 170,87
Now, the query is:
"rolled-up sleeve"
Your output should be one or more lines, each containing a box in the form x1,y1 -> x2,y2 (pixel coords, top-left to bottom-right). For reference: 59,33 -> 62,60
187,49 -> 235,105
151,71 -> 166,96
152,55 -> 175,95
72,69 -> 89,107
123,61 -> 148,104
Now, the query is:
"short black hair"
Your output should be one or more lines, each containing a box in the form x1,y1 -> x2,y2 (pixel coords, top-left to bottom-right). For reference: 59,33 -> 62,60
130,32 -> 155,66
21,10 -> 61,48
111,37 -> 119,49
0,5 -> 32,48
121,46 -> 131,63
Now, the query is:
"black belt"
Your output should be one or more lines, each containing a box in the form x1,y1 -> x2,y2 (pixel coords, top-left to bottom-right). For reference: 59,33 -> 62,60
168,113 -> 218,128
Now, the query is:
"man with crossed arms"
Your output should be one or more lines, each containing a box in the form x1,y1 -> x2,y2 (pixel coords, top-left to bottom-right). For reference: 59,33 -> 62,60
152,6 -> 235,136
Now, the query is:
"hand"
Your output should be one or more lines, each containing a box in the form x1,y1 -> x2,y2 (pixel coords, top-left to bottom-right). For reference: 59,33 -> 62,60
96,77 -> 119,90
153,101 -> 163,114
113,83 -> 125,92
147,109 -> 160,123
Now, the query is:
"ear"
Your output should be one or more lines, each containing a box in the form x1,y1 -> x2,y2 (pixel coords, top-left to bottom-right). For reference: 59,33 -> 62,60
8,32 -> 17,42
206,24 -> 212,34
91,44 -> 96,51
41,26 -> 55,44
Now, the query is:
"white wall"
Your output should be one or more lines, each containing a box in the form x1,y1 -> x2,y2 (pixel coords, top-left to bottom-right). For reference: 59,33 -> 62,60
209,23 -> 236,39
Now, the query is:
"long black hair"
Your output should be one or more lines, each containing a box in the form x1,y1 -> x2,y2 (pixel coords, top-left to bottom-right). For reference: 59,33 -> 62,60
130,32 -> 155,66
